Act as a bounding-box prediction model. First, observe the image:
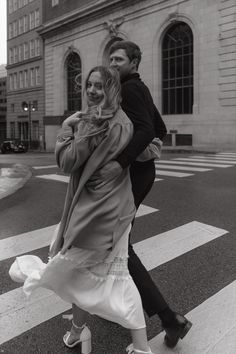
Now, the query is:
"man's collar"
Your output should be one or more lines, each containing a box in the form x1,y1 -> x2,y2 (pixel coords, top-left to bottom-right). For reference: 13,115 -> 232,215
121,72 -> 140,84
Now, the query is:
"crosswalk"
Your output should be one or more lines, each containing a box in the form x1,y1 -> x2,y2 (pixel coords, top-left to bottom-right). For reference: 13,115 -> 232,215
34,152 -> 236,182
1,152 -> 236,353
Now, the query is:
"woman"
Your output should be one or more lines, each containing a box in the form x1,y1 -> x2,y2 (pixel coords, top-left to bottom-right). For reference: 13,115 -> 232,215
9,66 -> 153,354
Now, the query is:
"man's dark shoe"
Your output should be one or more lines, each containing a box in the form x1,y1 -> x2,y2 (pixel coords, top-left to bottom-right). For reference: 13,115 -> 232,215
163,313 -> 192,348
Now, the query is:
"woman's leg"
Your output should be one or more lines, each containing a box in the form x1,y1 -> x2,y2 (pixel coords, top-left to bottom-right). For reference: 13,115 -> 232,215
65,304 -> 89,345
130,328 -> 150,352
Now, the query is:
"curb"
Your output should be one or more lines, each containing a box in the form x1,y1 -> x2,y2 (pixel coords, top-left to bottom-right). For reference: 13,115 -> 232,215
0,164 -> 32,200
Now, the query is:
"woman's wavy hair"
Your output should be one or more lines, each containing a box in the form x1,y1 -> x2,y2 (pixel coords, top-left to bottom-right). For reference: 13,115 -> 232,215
83,66 -> 121,114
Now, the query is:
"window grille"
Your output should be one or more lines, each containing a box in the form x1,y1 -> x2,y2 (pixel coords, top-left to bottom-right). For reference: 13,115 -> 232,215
162,22 -> 193,115
67,52 -> 82,112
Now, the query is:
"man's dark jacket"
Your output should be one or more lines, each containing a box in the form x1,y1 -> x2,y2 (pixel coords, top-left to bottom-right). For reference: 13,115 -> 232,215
116,73 -> 167,169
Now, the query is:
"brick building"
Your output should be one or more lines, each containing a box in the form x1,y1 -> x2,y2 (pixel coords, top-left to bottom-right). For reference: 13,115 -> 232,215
6,0 -> 44,149
39,0 -> 236,151
0,65 -> 7,142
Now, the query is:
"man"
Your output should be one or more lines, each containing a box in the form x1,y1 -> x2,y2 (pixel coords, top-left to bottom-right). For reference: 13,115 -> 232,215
92,40 -> 192,348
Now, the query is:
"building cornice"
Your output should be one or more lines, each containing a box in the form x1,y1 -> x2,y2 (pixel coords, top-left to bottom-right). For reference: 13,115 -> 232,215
38,0 -> 135,38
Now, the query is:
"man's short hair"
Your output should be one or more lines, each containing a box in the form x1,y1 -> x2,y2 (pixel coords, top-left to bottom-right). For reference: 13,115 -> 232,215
109,40 -> 142,69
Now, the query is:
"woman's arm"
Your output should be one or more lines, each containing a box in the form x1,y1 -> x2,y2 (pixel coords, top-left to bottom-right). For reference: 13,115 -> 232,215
55,121 -> 104,174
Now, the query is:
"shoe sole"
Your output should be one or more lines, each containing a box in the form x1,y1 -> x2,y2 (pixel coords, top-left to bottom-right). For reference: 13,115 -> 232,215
180,320 -> 193,339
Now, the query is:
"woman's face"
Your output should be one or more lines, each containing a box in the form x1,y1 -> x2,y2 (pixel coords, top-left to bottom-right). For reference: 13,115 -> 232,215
86,71 -> 104,107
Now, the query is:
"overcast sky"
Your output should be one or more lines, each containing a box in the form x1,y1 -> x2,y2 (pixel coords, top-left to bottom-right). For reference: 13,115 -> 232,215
0,1 -> 7,65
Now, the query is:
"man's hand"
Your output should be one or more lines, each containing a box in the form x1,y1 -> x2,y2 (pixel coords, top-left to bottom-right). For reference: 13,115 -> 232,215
87,161 -> 123,188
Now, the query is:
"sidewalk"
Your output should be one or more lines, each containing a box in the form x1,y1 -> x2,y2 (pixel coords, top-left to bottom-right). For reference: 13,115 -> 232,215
0,164 -> 32,200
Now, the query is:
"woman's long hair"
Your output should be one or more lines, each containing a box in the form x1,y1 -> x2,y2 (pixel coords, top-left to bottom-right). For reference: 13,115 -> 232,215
83,66 -> 121,116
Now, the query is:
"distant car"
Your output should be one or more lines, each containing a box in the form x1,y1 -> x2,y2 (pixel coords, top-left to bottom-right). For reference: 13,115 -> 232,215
0,140 -> 28,154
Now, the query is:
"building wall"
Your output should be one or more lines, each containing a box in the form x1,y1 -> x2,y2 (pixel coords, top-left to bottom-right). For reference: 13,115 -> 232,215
41,0 -> 236,151
7,0 -> 45,149
0,76 -> 7,142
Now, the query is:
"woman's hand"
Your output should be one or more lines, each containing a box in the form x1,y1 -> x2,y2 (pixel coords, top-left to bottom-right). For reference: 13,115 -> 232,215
62,112 -> 82,128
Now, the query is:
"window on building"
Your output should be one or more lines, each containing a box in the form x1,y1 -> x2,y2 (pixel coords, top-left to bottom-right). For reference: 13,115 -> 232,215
19,71 -> 23,88
13,21 -> 18,37
10,122 -> 15,139
23,0 -> 28,6
29,11 -> 35,30
24,15 -> 28,32
13,73 -> 17,90
35,38 -> 40,56
18,122 -> 28,140
35,66 -> 40,85
30,68 -> 35,86
9,48 -> 13,64
24,70 -> 28,87
9,75 -> 13,91
13,0 -> 18,11
66,52 -> 82,112
14,46 -> 18,63
32,120 -> 39,140
52,0 -> 59,6
19,18 -> 24,35
11,103 -> 15,112
24,42 -> 29,60
162,22 -> 193,115
35,9 -> 40,27
9,23 -> 13,39
18,0 -> 23,9
18,44 -> 23,61
30,40 -> 35,57
9,0 -> 13,14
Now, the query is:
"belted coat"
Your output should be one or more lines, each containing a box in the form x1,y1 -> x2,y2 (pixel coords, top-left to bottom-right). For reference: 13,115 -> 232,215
52,108 -> 136,256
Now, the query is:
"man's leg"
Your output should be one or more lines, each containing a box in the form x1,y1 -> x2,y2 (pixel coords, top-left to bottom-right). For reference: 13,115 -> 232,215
128,160 -> 174,318
128,160 -> 192,347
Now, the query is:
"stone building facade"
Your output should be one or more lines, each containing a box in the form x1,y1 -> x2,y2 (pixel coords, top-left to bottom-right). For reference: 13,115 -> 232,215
39,0 -> 236,151
6,0 -> 44,149
0,66 -> 7,142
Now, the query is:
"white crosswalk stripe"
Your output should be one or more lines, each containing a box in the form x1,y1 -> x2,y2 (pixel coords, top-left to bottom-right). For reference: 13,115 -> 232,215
150,281 -> 236,354
157,160 -> 232,168
174,157 -> 236,165
33,152 -> 236,184
0,221 -> 228,345
155,164 -> 212,172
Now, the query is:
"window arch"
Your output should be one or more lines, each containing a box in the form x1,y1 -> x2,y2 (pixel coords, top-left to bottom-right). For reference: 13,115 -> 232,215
162,22 -> 193,115
66,52 -> 82,112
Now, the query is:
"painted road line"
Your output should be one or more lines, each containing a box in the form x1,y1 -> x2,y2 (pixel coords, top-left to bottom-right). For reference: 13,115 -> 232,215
174,157 -> 236,165
0,206 -> 158,261
37,174 -> 70,183
156,160 -> 232,168
217,152 -> 236,156
0,225 -> 57,261
0,287 -> 70,346
0,221 -> 228,345
156,170 -> 194,177
154,178 -> 163,182
136,204 -> 158,217
33,165 -> 58,170
149,280 -> 236,354
134,221 -> 228,270
155,164 -> 212,172
190,155 -> 236,162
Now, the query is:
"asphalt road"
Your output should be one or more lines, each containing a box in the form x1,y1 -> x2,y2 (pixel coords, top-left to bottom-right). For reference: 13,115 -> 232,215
0,151 -> 236,353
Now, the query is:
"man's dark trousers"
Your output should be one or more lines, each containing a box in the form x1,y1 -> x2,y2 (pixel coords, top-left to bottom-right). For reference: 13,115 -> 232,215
127,159 -> 168,317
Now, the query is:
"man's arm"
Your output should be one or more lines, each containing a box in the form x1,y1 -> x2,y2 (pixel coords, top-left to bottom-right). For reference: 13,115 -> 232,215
116,82 -> 155,169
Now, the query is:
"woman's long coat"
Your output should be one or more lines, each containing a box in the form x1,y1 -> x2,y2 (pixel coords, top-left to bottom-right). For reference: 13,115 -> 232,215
52,109 -> 136,256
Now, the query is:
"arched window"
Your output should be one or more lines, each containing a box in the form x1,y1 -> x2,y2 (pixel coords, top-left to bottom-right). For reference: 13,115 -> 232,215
66,52 -> 82,112
162,22 -> 193,114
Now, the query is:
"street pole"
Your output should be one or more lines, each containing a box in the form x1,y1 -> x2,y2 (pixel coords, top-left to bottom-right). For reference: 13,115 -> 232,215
28,102 -> 31,150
